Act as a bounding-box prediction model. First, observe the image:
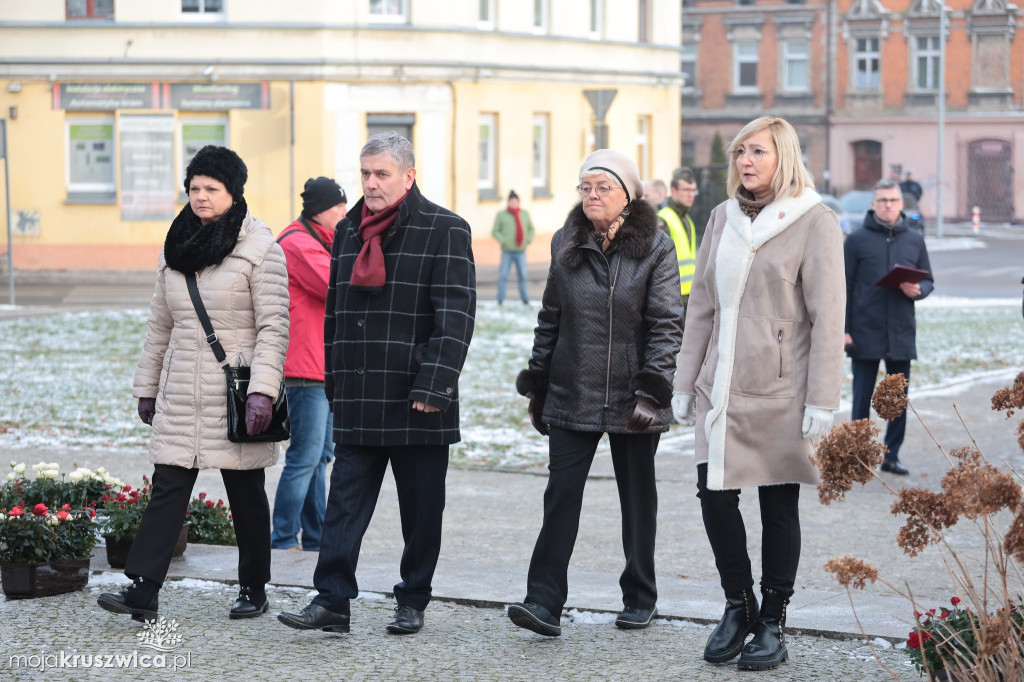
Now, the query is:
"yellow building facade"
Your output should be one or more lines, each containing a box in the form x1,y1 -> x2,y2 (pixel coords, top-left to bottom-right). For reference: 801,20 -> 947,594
0,0 -> 682,269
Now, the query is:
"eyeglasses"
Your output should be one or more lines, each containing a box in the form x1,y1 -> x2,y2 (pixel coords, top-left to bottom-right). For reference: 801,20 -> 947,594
873,198 -> 902,204
732,147 -> 776,163
576,184 -> 619,198
678,187 -> 699,196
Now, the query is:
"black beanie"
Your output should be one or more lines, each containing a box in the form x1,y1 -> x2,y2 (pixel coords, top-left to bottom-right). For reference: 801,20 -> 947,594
301,176 -> 346,219
184,145 -> 247,199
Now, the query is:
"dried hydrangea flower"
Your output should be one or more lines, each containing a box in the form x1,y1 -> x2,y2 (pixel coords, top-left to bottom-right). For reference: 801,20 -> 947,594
977,608 -> 1011,658
890,488 -> 958,557
811,419 -> 887,505
941,464 -> 1022,520
949,446 -> 982,471
872,373 -> 909,421
1004,509 -> 1024,564
991,371 -> 1024,418
823,555 -> 878,590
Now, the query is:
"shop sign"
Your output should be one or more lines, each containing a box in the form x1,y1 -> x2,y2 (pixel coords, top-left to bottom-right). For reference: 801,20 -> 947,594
167,83 -> 270,110
54,83 -> 158,110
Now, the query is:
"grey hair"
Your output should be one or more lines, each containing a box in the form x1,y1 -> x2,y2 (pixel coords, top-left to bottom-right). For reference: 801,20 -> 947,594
873,178 -> 900,193
360,131 -> 415,171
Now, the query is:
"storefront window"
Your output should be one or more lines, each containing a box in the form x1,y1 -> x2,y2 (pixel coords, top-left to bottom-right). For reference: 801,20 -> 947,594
67,118 -> 115,201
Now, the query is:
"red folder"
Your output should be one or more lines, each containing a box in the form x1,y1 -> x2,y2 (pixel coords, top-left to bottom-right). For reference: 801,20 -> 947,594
876,265 -> 930,290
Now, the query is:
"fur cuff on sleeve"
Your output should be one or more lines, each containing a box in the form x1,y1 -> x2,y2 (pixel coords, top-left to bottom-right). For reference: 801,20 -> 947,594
516,369 -> 549,398
629,370 -> 674,408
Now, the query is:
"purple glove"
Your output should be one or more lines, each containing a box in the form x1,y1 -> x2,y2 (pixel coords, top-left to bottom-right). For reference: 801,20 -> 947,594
626,395 -> 658,432
245,393 -> 274,436
137,398 -> 156,425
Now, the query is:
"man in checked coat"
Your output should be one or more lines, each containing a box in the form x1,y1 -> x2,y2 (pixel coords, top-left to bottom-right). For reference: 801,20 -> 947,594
278,131 -> 476,636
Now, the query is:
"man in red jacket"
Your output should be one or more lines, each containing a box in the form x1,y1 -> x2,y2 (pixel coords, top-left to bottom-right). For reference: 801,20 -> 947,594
271,176 -> 346,551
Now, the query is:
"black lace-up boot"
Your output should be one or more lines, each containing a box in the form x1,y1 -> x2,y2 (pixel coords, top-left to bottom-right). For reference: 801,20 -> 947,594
704,586 -> 759,663
97,576 -> 160,622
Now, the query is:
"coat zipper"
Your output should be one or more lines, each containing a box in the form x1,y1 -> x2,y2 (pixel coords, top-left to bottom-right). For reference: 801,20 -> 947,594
604,255 -> 622,408
777,329 -> 784,378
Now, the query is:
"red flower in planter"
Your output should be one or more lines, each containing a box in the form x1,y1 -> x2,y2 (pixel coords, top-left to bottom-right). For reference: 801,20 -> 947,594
198,492 -> 206,500
57,511 -> 70,521
61,504 -> 71,511
8,506 -> 24,517
205,500 -> 215,508
32,503 -> 48,516
951,596 -> 961,606
907,631 -> 933,649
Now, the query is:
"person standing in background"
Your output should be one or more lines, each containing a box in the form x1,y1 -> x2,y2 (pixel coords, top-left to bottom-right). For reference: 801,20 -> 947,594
657,168 -> 699,308
271,176 -> 347,552
492,190 -> 534,305
644,178 -> 667,210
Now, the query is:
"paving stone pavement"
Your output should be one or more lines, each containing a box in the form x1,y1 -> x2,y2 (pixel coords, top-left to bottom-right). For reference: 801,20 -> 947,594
0,574 -> 914,680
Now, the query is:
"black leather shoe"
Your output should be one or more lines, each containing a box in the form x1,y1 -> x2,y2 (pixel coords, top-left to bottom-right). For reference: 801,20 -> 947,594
229,586 -> 269,620
880,458 -> 910,475
508,602 -> 561,637
704,587 -> 759,663
737,588 -> 790,671
277,603 -> 350,633
615,607 -> 658,630
386,605 -> 425,634
97,576 -> 159,623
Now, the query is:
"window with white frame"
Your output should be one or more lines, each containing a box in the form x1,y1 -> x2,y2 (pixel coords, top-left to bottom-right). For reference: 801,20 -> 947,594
532,0 -> 547,32
733,42 -> 759,92
478,0 -> 494,29
854,37 -> 880,90
369,0 -> 407,22
681,42 -> 697,91
589,0 -> 602,38
181,0 -> 223,16
67,118 -> 116,198
783,39 -> 810,92
478,113 -> 498,197
636,116 -> 651,180
531,114 -> 549,194
914,35 -> 940,91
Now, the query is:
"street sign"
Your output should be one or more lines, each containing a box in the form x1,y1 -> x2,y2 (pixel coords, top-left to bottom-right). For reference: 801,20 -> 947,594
584,90 -> 617,121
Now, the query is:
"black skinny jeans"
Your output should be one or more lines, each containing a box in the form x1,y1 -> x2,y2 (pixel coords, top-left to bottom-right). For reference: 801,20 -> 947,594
696,463 -> 800,598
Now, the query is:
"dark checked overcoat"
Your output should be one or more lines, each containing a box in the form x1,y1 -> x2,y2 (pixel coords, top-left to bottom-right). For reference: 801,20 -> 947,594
324,182 -> 476,446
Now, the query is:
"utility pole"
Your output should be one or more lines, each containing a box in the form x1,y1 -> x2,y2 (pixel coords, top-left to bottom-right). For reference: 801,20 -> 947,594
936,4 -> 948,237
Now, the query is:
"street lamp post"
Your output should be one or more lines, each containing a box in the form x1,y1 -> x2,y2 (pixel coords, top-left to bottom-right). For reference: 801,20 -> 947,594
936,4 -> 948,238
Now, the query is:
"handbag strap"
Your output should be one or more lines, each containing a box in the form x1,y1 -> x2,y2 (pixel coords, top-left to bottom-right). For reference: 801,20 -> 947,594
184,272 -> 228,367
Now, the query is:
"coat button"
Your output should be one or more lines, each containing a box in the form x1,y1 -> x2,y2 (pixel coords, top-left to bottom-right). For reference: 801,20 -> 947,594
356,368 -> 364,375
357,319 -> 364,326
445,387 -> 453,394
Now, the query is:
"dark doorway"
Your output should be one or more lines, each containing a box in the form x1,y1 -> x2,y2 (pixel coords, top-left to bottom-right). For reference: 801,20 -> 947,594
852,139 -> 882,190
968,138 -> 1013,222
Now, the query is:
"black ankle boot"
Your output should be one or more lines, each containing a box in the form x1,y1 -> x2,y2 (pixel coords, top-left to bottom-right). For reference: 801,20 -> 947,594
703,586 -> 759,663
97,576 -> 160,622
737,587 -> 790,671
230,585 -> 269,619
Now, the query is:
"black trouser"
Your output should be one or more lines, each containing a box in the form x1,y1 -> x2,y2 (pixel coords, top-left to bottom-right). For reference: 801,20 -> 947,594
126,463 -> 271,588
525,427 -> 660,615
851,358 -> 911,460
696,463 -> 800,598
313,443 -> 449,615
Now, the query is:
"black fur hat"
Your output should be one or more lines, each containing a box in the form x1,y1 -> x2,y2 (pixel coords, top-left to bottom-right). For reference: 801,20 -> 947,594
184,145 -> 247,199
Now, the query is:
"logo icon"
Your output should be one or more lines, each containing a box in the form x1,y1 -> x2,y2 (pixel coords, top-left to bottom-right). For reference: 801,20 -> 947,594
777,212 -> 786,220
136,617 -> 184,653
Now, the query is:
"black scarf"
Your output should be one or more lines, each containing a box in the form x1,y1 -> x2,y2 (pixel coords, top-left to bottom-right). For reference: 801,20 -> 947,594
164,199 -> 247,273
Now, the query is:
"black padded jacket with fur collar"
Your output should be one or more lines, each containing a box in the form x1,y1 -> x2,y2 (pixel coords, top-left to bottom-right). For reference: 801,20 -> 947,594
516,200 -> 684,433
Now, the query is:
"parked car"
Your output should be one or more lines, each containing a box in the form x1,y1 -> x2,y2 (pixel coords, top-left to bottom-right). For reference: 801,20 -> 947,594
836,190 -> 873,235
820,193 -> 842,217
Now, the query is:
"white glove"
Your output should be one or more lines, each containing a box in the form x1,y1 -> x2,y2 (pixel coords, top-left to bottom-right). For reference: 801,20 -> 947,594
802,405 -> 835,439
672,392 -> 696,426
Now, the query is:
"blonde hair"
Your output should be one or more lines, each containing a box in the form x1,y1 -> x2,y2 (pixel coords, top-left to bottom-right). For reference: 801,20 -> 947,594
726,116 -> 814,200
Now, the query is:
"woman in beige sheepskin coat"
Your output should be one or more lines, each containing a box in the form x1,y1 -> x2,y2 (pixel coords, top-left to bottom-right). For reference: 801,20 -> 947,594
673,118 -> 845,671
98,146 -> 288,624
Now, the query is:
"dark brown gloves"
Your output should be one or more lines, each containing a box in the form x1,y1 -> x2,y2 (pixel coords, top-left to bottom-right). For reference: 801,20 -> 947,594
245,393 -> 274,436
137,397 -> 156,425
528,393 -> 549,436
626,395 -> 658,432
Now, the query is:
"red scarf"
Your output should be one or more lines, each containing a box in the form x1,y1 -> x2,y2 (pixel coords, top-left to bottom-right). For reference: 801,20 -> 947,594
350,191 -> 408,292
509,206 -> 524,247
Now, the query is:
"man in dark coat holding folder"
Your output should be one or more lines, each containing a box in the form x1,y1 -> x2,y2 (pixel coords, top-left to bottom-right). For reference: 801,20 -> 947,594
844,178 -> 933,475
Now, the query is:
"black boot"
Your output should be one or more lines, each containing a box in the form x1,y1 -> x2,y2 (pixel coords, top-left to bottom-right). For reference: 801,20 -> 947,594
737,587 -> 789,671
230,585 -> 269,619
97,576 -> 160,622
703,586 -> 759,663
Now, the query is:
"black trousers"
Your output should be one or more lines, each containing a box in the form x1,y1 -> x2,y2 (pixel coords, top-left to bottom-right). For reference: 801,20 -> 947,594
696,463 -> 800,598
313,443 -> 449,615
525,427 -> 660,615
125,463 -> 271,588
852,358 -> 911,460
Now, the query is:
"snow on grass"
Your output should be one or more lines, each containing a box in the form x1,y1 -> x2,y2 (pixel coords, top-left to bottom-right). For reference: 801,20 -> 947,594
923,237 -> 986,252
1,300 -> 1022,470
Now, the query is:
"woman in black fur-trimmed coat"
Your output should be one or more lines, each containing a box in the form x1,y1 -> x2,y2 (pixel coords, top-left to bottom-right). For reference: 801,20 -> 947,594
507,150 -> 684,638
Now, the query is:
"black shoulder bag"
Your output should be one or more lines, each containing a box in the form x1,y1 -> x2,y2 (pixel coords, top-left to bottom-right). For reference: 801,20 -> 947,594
184,272 -> 290,443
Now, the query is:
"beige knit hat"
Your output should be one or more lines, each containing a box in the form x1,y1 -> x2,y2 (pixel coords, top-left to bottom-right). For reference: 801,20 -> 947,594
579,149 -> 645,203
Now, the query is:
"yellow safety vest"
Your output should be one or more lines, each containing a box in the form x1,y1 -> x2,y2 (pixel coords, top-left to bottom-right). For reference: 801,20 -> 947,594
658,206 -> 697,296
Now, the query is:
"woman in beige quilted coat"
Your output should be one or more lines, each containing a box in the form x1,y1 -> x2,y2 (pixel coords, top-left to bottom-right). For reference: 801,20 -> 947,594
97,146 -> 288,623
672,117 -> 845,671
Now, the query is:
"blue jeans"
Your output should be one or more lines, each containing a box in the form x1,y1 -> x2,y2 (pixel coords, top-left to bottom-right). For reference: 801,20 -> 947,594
497,250 -> 529,304
271,384 -> 334,550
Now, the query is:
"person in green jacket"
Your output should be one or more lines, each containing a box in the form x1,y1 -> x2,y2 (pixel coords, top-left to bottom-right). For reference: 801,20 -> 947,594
491,190 -> 535,304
